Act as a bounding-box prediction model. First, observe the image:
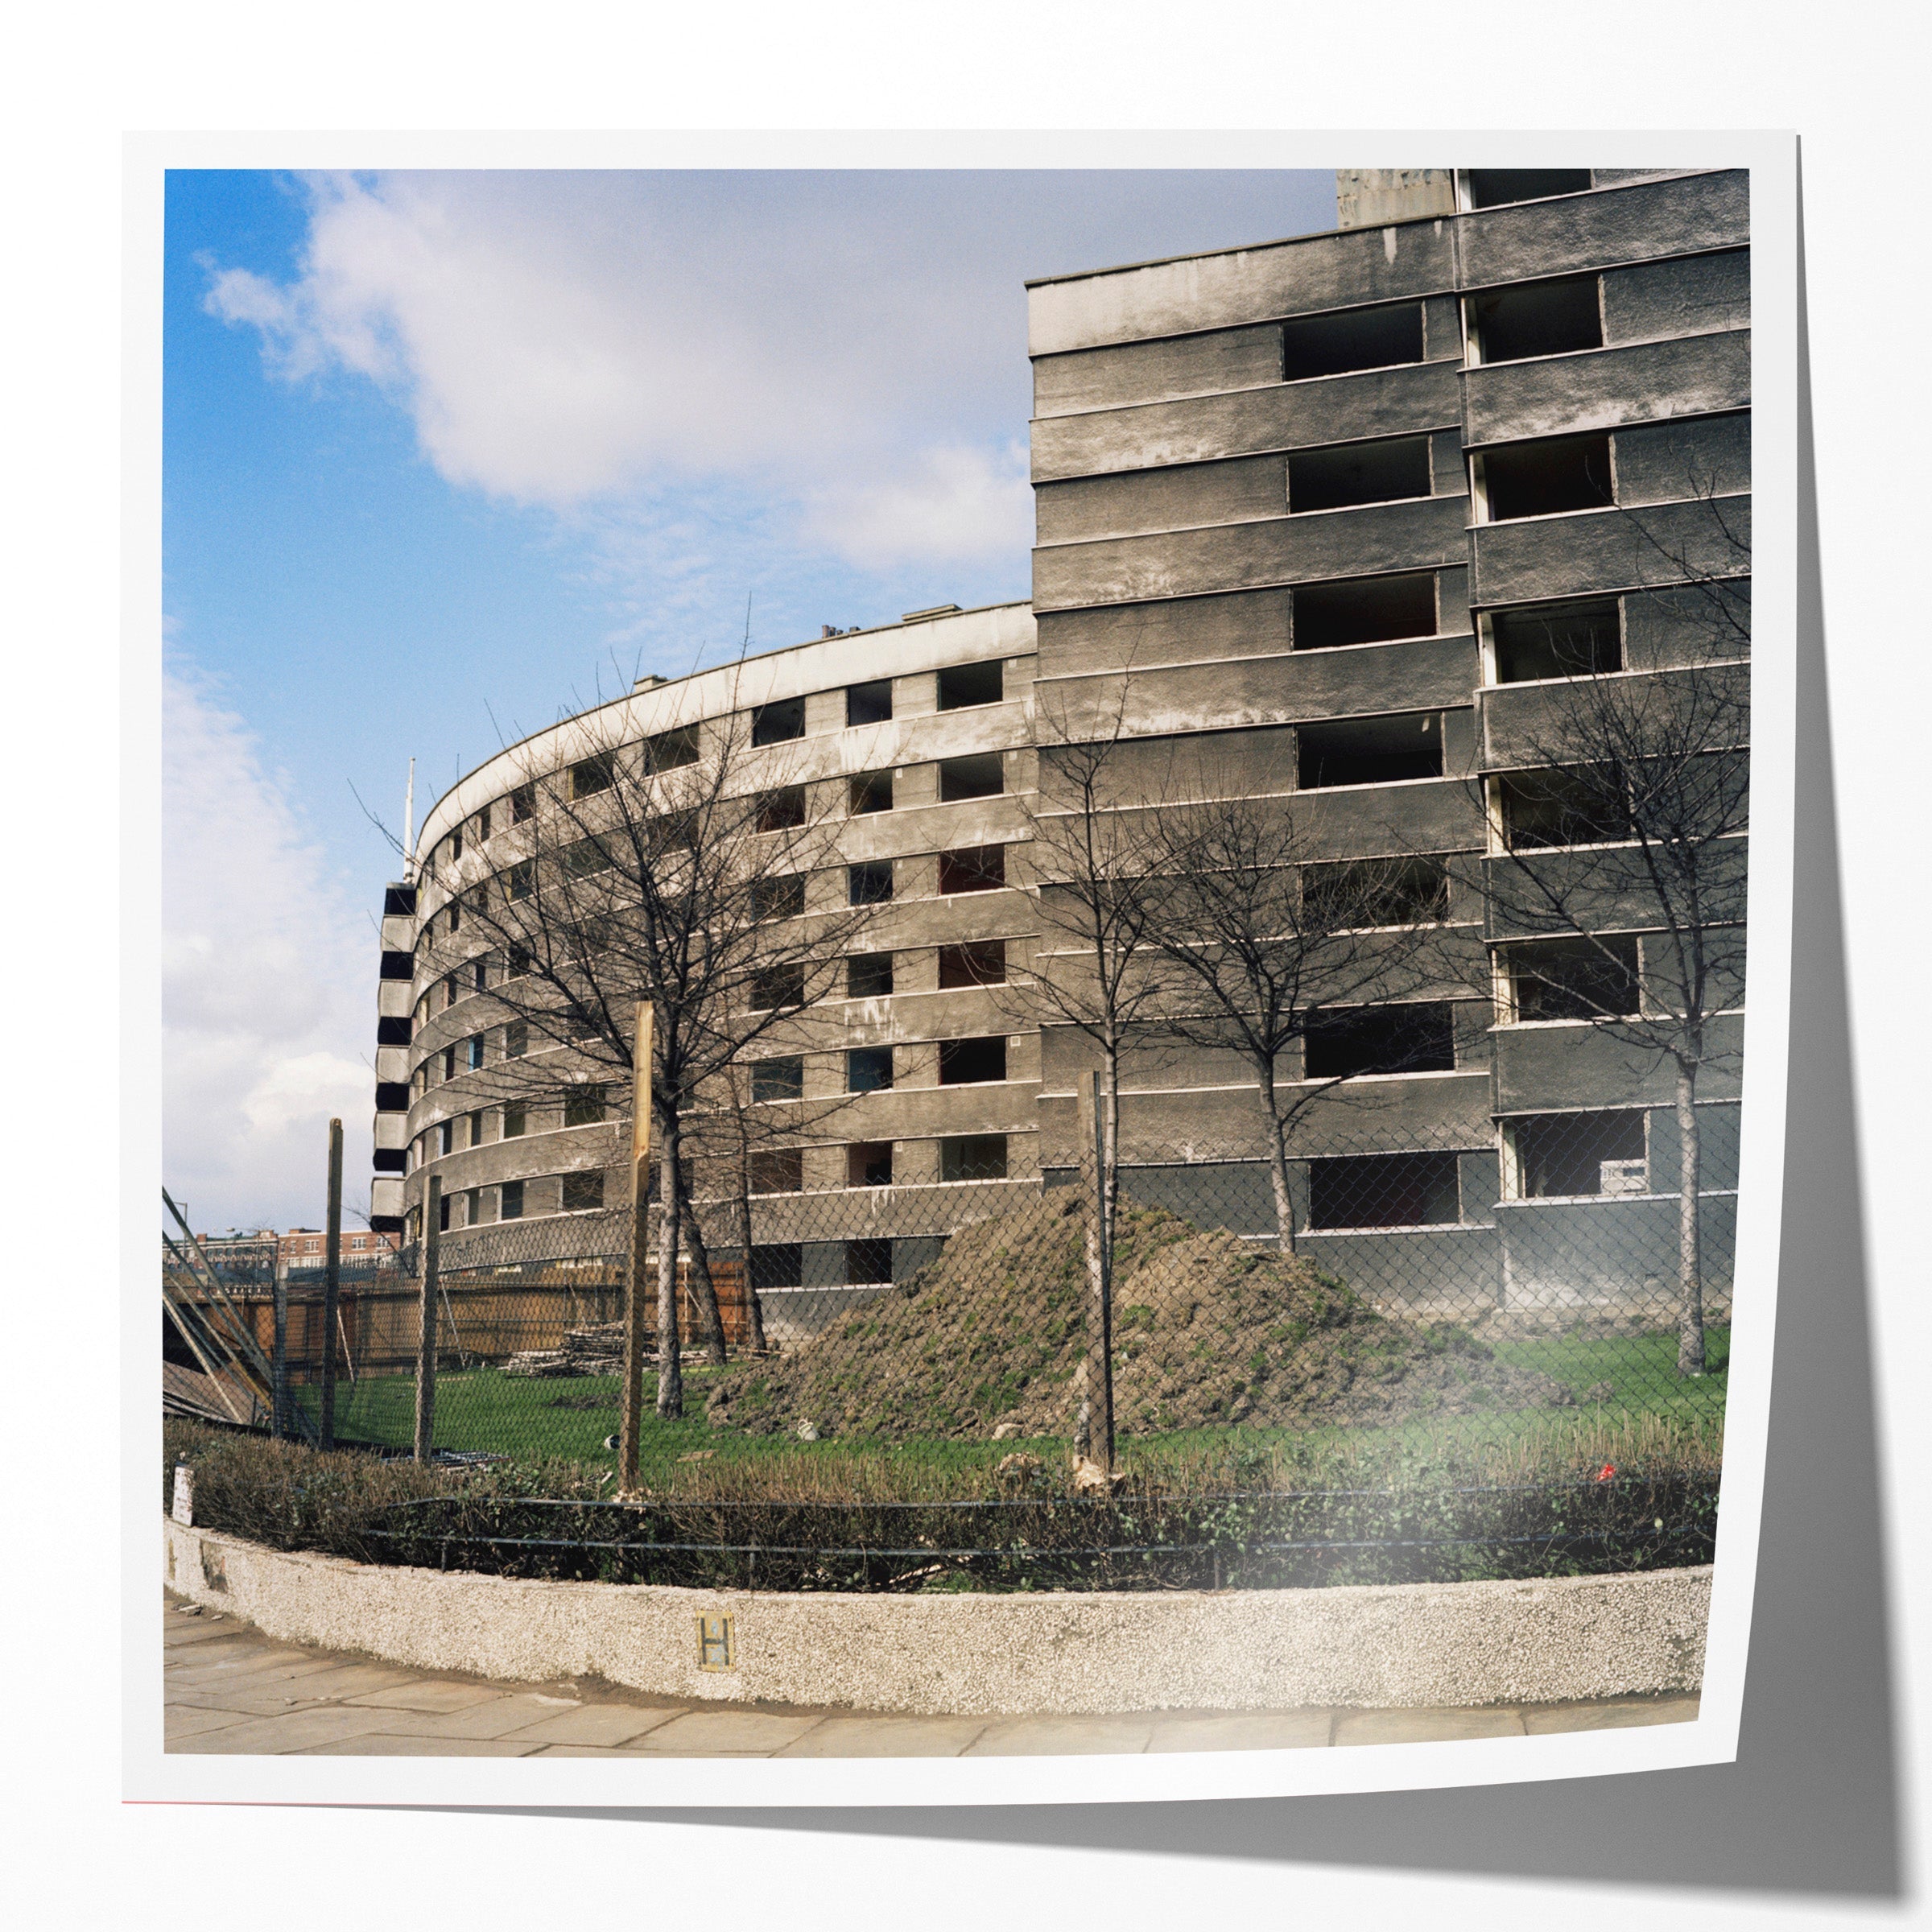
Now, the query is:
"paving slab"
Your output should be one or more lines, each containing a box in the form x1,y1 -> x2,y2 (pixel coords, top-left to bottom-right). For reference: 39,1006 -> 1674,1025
775,1715 -> 992,1758
246,1662 -> 430,1702
1522,1695 -> 1701,1734
165,1653 -> 342,1692
166,1685 -> 339,1718
166,1707 -> 399,1755
345,1681 -> 511,1715
626,1710 -> 824,1756
1334,1707 -> 1528,1745
164,1705 -> 260,1742
1146,1710 -> 1337,1752
163,1618 -> 247,1652
364,1694 -> 590,1741
292,1734 -> 547,1757
497,1703 -> 687,1748
964,1715 -> 1157,1756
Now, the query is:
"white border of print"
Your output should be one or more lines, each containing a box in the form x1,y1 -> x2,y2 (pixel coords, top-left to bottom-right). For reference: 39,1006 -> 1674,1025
125,125 -> 1796,1810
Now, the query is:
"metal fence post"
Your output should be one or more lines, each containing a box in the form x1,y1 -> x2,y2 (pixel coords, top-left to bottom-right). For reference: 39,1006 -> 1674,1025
320,1117 -> 342,1451
619,1002 -> 653,1497
1077,1071 -> 1117,1472
415,1178 -> 441,1463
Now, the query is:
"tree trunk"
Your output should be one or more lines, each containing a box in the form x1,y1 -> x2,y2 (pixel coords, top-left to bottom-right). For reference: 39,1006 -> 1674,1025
681,1184 -> 729,1365
1100,1040 -> 1121,1246
1675,1061 -> 1707,1376
655,1124 -> 684,1418
734,1176 -> 767,1353
1259,1073 -> 1297,1254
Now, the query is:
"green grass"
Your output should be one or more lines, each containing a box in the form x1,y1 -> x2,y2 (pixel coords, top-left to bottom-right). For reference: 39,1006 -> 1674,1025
299,1323 -> 1728,1497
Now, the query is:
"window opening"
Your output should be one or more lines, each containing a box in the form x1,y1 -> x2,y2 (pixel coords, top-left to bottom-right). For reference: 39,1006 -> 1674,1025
1303,1004 -> 1455,1079
1470,274 -> 1603,363
1287,436 -> 1431,513
939,1036 -> 1007,1085
847,679 -> 893,728
1480,432 -> 1614,520
1298,712 -> 1443,787
938,939 -> 1007,988
1293,572 -> 1436,650
938,661 -> 1003,710
1309,1152 -> 1461,1229
1280,302 -> 1425,381
939,753 -> 1005,803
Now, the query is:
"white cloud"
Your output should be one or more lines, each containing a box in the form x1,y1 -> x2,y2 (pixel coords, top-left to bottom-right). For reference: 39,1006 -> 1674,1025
202,171 -> 1031,566
164,665 -> 375,1231
801,441 -> 1034,571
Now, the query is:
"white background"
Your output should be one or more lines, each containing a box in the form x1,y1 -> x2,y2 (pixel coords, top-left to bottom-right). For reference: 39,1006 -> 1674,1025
6,4 -> 1925,1926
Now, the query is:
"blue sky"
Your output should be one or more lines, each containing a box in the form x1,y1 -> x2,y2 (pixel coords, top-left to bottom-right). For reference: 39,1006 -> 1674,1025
163,166 -> 1336,1228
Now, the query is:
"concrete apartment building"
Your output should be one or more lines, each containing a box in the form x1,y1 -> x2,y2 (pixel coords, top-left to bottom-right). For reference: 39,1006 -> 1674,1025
369,166 -> 1749,1320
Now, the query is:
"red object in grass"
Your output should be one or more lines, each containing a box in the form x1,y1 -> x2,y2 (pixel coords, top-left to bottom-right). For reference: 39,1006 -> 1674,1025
1596,1463 -> 1617,1482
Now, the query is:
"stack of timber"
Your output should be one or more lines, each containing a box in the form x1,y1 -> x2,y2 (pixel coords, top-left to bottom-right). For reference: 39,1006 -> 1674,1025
501,1323 -> 630,1378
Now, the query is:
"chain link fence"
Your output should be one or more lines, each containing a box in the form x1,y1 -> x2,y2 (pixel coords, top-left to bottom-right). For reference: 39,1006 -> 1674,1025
172,1098 -> 1731,1504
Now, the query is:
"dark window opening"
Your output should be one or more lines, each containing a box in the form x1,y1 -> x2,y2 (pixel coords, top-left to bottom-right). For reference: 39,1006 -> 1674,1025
383,885 -> 418,918
377,1015 -> 412,1047
1465,169 -> 1593,209
849,770 -> 893,815
848,952 -> 894,999
1480,432 -> 1614,520
1287,436 -> 1432,514
646,725 -> 700,772
1298,712 -> 1443,787
561,837 -> 612,878
1294,572 -> 1436,650
753,873 -> 806,922
1472,274 -> 1603,363
502,1104 -> 527,1138
749,1149 -> 803,1195
750,1243 -> 803,1290
380,948 -> 415,980
939,753 -> 1004,803
938,939 -> 1007,989
942,1133 -> 1008,1182
753,1056 -> 804,1103
506,859 -> 534,900
564,1084 -> 608,1128
510,783 -> 535,823
499,1179 -> 525,1220
1499,765 -> 1629,848
570,753 -> 616,800
374,1082 -> 411,1113
449,830 -> 463,862
847,1046 -> 894,1093
506,945 -> 530,978
1304,1004 -> 1455,1080
939,1036 -> 1006,1085
466,1035 -> 485,1071
373,1146 -> 407,1173
1280,301 -> 1425,382
1510,935 -> 1641,1022
473,958 -> 487,992
1491,599 -> 1622,682
438,1191 -> 452,1232
447,902 -> 460,935
1302,856 -> 1450,928
1510,1110 -> 1647,1199
749,964 -> 806,1011
441,1046 -> 456,1082
755,786 -> 806,832
1310,1152 -> 1461,1229
503,1021 -> 528,1059
847,679 -> 893,728
848,1141 -> 894,1187
845,1237 -> 894,1285
848,860 -> 894,906
561,1171 -> 605,1213
439,1120 -> 455,1156
938,661 -> 1003,710
938,845 -> 1005,894
476,804 -> 493,842
752,697 -> 806,746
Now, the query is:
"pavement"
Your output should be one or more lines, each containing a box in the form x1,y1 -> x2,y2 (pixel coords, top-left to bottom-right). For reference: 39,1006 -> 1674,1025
163,1591 -> 1700,1757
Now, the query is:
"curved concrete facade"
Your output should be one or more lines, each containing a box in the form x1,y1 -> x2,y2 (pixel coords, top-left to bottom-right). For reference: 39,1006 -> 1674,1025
372,601 -> 1042,1250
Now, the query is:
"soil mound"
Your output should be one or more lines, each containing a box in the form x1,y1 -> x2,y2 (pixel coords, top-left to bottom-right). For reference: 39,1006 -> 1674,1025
704,1191 -> 1571,1443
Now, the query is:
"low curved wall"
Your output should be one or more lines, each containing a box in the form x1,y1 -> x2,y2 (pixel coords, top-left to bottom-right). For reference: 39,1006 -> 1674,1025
163,1518 -> 1709,1717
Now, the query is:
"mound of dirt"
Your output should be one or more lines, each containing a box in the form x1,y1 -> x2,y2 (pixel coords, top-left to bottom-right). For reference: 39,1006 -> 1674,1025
704,1191 -> 1573,1443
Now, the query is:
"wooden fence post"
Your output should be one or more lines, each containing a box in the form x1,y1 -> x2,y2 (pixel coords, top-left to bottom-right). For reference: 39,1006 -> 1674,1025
415,1178 -> 441,1463
1076,1071 -> 1117,1472
619,1003 -> 653,1497
320,1117 -> 343,1451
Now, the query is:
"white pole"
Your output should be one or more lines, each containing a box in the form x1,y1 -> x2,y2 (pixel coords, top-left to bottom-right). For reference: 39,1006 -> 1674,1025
402,757 -> 416,881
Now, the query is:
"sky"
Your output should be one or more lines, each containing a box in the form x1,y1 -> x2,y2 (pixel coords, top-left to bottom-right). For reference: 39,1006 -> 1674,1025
163,165 -> 1339,1232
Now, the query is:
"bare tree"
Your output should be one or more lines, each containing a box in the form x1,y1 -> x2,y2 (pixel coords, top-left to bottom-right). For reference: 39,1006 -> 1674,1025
1465,490 -> 1750,1375
1020,683 -> 1175,1234
1137,758 -> 1459,1252
420,691 -> 880,1415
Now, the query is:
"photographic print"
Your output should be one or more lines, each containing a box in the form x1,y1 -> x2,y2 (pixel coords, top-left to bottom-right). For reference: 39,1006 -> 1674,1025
139,138 -> 1794,1803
